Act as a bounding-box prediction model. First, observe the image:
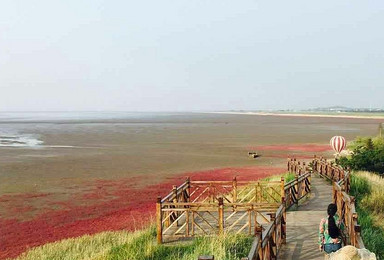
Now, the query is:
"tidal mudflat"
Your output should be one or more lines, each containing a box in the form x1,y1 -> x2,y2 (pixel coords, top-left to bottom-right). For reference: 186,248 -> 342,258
0,112 -> 381,259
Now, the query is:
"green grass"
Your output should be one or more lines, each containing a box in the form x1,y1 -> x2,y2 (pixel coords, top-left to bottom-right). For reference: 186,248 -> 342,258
15,226 -> 253,260
263,172 -> 295,183
350,171 -> 384,259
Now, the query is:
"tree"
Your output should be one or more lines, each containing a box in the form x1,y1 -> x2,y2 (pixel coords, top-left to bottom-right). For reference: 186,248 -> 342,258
337,135 -> 384,175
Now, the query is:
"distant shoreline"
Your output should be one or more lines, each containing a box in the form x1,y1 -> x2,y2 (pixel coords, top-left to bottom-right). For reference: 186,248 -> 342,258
209,111 -> 384,120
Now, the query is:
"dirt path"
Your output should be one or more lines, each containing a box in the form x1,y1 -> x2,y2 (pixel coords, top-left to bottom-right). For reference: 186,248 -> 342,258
279,174 -> 332,260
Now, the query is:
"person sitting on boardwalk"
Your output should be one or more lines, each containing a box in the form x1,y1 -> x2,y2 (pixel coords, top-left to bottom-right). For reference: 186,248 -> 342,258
319,203 -> 345,254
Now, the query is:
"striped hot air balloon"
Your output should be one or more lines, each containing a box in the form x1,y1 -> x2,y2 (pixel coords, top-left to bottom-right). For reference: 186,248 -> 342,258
330,136 -> 346,154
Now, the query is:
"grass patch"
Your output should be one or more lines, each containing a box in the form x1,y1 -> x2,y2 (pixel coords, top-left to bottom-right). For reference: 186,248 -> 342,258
350,171 -> 384,259
263,172 -> 295,183
15,227 -> 253,260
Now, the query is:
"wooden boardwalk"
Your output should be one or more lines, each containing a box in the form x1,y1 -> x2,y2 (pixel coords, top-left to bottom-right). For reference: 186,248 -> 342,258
278,174 -> 332,260
161,158 -> 363,260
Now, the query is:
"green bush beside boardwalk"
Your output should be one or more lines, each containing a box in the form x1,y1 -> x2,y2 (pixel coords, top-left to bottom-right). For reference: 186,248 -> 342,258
350,172 -> 384,260
337,136 -> 384,174
338,134 -> 384,259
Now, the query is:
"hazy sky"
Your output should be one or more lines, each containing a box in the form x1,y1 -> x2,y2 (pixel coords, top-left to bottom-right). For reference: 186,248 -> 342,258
1,1 -> 383,111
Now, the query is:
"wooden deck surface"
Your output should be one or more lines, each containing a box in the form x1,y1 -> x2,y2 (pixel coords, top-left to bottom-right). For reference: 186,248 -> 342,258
278,174 -> 332,260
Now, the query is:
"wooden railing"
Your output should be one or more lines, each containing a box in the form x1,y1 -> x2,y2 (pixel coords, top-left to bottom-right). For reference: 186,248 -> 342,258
312,156 -> 350,192
192,156 -> 365,260
312,157 -> 364,249
285,158 -> 312,209
243,161 -> 312,260
287,158 -> 310,175
156,177 -> 285,243
283,172 -> 311,209
157,161 -> 312,259
242,204 -> 286,260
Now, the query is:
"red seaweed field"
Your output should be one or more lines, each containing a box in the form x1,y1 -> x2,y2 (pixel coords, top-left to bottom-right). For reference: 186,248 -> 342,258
0,165 -> 284,259
252,144 -> 332,152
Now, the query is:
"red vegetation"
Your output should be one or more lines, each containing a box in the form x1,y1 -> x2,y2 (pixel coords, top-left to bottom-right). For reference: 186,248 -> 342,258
0,166 -> 284,259
253,144 -> 332,152
266,154 -> 316,159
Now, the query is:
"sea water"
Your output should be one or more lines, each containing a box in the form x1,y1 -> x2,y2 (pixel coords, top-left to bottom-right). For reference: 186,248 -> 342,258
0,111 -> 188,148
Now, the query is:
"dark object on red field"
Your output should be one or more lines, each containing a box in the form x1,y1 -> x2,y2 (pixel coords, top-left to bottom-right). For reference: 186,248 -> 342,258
248,151 -> 260,158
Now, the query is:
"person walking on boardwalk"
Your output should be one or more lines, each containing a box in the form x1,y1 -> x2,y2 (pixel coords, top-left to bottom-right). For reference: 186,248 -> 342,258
319,203 -> 345,255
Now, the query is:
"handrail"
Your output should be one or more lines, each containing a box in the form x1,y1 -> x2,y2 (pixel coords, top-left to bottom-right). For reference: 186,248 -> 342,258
244,163 -> 312,260
161,178 -> 284,204
284,162 -> 312,209
161,180 -> 189,203
312,157 -> 364,249
243,204 -> 286,260
157,176 -> 285,244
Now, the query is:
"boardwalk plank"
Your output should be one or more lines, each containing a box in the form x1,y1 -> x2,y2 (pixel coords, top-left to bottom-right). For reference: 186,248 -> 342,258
279,174 -> 332,260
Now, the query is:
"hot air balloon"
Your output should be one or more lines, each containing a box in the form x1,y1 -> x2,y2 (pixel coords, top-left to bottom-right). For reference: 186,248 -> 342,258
330,136 -> 346,155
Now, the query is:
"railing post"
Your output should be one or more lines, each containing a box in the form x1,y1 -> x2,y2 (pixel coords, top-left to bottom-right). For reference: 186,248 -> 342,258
218,197 -> 224,235
173,185 -> 179,226
253,225 -> 263,259
295,174 -> 299,207
346,167 -> 351,193
256,182 -> 261,203
282,206 -> 287,244
173,185 -> 178,201
156,196 -> 163,244
308,172 -> 312,193
233,176 -> 237,203
341,177 -> 345,192
269,213 -> 277,258
287,158 -> 290,172
186,209 -> 190,237
256,225 -> 263,239
352,212 -> 359,247
297,161 -> 301,175
186,177 -> 191,202
280,177 -> 285,205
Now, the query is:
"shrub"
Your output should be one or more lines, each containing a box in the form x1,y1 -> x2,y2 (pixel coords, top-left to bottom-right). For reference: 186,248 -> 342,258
337,136 -> 384,174
350,174 -> 371,200
350,172 -> 384,259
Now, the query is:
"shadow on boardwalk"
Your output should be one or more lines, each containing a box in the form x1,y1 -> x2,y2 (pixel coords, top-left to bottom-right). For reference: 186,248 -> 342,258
279,174 -> 332,260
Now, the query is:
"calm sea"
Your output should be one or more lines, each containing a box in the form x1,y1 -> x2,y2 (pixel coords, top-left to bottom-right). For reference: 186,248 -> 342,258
0,111 -> 187,147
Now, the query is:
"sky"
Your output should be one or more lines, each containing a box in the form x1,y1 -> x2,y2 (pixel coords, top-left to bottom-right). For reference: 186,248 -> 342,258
1,0 -> 383,111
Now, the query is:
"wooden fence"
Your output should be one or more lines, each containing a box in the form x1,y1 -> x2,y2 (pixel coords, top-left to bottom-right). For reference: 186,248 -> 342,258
242,160 -> 312,260
156,160 -> 312,259
312,156 -> 350,192
285,159 -> 312,208
312,157 -> 364,249
193,156 -> 365,259
156,178 -> 285,243
242,204 -> 286,260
